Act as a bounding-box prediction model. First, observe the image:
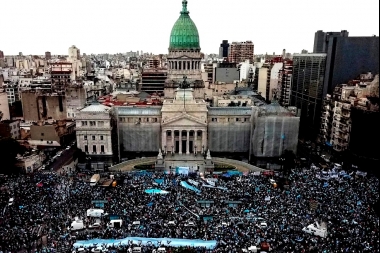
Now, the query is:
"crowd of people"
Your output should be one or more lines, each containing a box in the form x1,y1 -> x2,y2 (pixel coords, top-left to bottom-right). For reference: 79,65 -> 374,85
0,164 -> 379,253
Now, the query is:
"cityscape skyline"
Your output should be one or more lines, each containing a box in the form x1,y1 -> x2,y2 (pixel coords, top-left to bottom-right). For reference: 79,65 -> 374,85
1,0 -> 379,55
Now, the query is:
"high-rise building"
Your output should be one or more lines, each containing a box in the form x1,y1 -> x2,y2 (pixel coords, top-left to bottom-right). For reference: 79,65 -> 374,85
219,40 -> 230,58
228,41 -> 254,63
45,51 -> 51,60
324,35 -> 379,95
290,53 -> 327,140
313,30 -> 349,53
68,45 -> 80,60
278,59 -> 293,107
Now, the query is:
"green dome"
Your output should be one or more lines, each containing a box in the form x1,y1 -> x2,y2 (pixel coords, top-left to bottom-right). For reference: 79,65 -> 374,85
169,0 -> 200,50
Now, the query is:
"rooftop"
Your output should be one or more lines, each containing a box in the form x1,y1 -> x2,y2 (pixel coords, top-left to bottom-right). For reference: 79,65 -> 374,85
116,106 -> 162,116
81,104 -> 111,113
208,107 -> 252,116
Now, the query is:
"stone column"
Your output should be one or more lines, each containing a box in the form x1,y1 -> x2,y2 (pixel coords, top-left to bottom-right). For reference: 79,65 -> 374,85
202,130 -> 207,152
179,131 -> 182,155
186,130 -> 190,154
172,130 -> 175,154
162,130 -> 167,151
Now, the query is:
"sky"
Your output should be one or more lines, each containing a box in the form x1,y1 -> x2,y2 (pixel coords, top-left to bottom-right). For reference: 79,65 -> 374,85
1,0 -> 379,56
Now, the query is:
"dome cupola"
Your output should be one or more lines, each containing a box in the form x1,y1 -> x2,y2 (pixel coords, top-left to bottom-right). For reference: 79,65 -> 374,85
169,0 -> 200,50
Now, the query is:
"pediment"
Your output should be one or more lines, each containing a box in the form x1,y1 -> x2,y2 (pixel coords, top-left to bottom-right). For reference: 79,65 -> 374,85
162,113 -> 207,127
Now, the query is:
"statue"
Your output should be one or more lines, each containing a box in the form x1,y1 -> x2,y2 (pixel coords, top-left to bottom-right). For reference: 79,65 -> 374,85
180,75 -> 190,89
206,149 -> 211,160
158,149 -> 163,160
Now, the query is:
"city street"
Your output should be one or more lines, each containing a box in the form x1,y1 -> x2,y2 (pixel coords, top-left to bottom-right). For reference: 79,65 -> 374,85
46,147 -> 76,172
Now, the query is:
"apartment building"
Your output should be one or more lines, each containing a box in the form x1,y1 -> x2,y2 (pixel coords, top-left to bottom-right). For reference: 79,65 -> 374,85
228,41 -> 254,64
319,73 -> 379,153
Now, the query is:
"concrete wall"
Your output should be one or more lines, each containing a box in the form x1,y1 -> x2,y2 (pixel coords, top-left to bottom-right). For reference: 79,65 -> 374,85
0,92 -> 10,120
215,68 -> 239,83
30,125 -> 60,143
22,92 -> 67,121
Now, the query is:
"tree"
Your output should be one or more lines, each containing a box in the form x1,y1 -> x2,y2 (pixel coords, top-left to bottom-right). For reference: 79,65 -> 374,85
0,138 -> 25,174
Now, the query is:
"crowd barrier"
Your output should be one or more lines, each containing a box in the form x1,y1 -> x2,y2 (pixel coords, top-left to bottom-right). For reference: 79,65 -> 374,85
73,237 -> 217,249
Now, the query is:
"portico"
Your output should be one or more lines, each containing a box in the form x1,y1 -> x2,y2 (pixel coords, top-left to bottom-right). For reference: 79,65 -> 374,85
162,128 -> 207,155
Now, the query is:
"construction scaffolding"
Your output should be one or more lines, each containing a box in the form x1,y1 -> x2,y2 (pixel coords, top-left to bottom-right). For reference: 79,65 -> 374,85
208,108 -> 252,152
251,105 -> 300,158
116,107 -> 162,152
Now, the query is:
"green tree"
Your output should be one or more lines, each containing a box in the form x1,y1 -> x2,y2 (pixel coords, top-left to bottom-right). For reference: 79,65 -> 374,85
0,137 -> 25,174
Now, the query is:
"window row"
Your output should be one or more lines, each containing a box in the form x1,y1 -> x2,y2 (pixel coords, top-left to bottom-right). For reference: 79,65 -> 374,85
84,135 -> 105,141
119,117 -> 159,123
211,117 -> 250,123
84,145 -> 106,154
81,121 -> 105,127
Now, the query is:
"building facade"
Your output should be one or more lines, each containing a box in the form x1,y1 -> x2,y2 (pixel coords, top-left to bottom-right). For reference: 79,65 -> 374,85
219,40 -> 230,58
76,104 -> 114,166
228,41 -> 254,64
313,30 -> 349,53
0,120 -> 20,139
0,90 -> 10,120
290,53 -> 327,140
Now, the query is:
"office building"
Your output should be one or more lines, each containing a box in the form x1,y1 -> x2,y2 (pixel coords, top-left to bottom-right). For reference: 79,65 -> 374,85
219,40 -> 230,58
290,53 -> 327,140
324,35 -> 379,95
45,51 -> 51,60
141,69 -> 168,94
313,30 -> 349,53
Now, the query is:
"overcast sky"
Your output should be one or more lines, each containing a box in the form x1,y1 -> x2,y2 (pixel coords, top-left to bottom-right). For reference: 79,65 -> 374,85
2,0 -> 379,56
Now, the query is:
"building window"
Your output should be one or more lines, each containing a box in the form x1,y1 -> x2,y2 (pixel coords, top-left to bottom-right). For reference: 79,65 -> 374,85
84,135 -> 87,140
90,121 -> 96,126
98,121 -> 104,127
93,145 -> 97,154
236,118 -> 240,122
212,118 -> 217,122
197,131 -> 202,137
100,136 -> 104,141
154,118 -> 158,123
82,121 -> 88,126
167,131 -> 172,137
84,145 -> 88,153
101,145 -> 105,153
92,136 -> 96,140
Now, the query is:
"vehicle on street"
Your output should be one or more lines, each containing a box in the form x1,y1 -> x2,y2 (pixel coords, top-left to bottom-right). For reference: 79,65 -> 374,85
88,222 -> 101,229
86,209 -> 104,217
90,174 -> 101,186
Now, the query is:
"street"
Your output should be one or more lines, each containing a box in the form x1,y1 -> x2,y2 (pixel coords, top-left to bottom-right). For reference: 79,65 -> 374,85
46,147 -> 77,172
